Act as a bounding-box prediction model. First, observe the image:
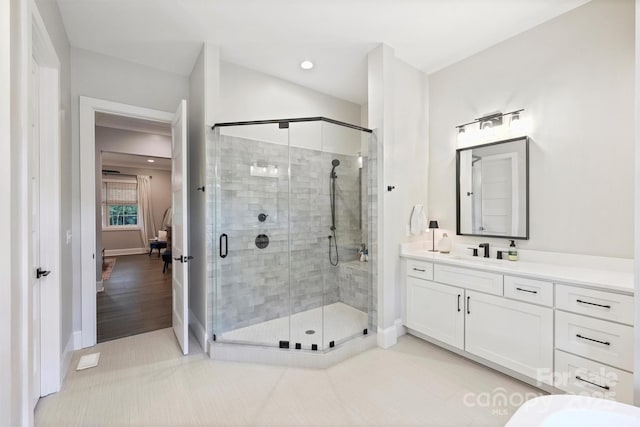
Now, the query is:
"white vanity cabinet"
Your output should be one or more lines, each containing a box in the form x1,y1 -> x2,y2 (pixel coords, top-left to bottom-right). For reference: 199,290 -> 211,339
465,290 -> 553,384
406,277 -> 464,349
553,283 -> 634,404
405,261 -> 553,384
402,255 -> 634,403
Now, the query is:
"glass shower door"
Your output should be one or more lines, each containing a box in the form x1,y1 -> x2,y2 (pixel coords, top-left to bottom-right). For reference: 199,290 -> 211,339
213,123 -> 291,348
319,122 -> 371,348
287,121 -> 371,351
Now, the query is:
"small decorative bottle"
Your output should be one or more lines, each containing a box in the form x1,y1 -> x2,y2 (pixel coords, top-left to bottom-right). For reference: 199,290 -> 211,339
438,233 -> 452,253
508,240 -> 518,261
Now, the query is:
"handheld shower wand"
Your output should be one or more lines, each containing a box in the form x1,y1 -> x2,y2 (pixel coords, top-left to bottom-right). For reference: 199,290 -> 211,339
329,159 -> 340,266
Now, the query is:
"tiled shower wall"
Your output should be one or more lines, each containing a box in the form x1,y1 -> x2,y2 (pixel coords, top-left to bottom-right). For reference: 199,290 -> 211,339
209,132 -> 377,338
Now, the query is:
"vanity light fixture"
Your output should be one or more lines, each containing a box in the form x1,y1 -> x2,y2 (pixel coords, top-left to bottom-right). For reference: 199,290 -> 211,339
300,60 -> 314,70
456,109 -> 524,141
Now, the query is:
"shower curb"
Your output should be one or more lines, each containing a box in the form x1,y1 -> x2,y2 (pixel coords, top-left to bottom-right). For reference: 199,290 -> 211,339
208,333 -> 377,369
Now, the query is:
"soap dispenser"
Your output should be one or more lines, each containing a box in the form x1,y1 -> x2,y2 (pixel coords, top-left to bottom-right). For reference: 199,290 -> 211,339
508,240 -> 518,261
438,233 -> 452,253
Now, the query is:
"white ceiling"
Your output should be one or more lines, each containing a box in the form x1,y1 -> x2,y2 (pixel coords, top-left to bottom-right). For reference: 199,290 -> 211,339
57,0 -> 591,104
102,152 -> 171,171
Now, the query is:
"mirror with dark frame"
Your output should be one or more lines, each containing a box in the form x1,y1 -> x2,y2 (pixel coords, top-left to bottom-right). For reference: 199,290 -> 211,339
456,136 -> 529,239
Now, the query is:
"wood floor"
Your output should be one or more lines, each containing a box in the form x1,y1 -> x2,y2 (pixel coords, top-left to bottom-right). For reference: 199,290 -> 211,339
97,253 -> 172,343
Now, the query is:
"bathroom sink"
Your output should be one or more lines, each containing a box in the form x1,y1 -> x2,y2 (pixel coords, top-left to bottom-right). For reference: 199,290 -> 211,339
446,254 -> 507,265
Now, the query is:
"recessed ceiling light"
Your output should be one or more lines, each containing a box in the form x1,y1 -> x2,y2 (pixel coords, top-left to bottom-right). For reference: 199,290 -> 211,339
147,159 -> 155,163
300,60 -> 314,70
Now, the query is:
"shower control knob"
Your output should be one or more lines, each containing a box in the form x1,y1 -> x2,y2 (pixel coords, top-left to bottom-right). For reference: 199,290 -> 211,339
258,213 -> 268,222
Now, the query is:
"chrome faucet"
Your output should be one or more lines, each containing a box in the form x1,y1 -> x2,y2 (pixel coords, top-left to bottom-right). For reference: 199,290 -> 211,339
479,243 -> 490,258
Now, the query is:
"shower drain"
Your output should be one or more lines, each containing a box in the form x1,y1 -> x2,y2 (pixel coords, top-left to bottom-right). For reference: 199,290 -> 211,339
305,330 -> 315,335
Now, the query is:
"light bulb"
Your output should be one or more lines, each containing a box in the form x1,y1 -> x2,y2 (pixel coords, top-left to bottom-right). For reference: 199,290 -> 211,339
300,60 -> 314,70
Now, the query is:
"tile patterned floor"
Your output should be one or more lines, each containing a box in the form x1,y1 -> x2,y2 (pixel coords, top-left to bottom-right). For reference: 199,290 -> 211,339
35,328 -> 545,426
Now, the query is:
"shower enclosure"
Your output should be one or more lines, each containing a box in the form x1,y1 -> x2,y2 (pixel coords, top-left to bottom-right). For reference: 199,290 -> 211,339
210,117 -> 376,353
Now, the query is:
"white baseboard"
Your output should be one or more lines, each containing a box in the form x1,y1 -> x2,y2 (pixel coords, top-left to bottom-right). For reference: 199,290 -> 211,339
189,309 -> 207,354
104,247 -> 148,257
62,331 -> 81,381
395,318 -> 407,338
377,321 -> 399,349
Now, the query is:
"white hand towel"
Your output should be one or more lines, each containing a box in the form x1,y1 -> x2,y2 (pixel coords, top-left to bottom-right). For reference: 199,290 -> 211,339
410,204 -> 427,236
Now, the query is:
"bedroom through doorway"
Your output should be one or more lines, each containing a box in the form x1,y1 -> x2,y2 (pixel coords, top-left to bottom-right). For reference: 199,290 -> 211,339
96,113 -> 174,343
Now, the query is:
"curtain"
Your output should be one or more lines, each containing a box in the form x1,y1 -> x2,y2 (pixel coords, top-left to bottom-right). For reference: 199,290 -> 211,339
137,175 -> 156,243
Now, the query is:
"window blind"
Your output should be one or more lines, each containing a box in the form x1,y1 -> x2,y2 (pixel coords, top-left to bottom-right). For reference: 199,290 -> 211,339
102,181 -> 138,205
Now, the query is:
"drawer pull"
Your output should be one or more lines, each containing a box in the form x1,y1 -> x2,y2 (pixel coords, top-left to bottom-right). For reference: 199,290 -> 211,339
576,299 -> 611,309
412,268 -> 426,272
516,287 -> 537,294
457,294 -> 461,312
576,334 -> 610,346
575,375 -> 610,391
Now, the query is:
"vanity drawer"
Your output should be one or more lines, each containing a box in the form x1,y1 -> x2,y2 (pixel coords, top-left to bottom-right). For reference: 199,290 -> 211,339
434,264 -> 503,296
554,350 -> 633,404
555,311 -> 633,371
504,275 -> 553,307
406,260 -> 433,280
556,284 -> 633,325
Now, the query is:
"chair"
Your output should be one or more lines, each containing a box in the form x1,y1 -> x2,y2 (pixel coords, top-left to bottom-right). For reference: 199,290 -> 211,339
148,229 -> 168,257
162,226 -> 172,274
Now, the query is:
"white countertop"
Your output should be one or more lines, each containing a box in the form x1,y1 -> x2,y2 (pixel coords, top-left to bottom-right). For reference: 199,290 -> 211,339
400,248 -> 634,295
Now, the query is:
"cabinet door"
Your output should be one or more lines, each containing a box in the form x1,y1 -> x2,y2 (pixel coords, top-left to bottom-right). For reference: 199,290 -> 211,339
406,277 -> 464,349
465,290 -> 553,384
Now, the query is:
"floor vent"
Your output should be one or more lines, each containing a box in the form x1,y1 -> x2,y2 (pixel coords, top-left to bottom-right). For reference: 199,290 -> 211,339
76,353 -> 100,371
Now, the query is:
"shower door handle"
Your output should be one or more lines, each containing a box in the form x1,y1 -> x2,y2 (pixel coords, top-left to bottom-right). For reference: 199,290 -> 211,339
220,234 -> 228,258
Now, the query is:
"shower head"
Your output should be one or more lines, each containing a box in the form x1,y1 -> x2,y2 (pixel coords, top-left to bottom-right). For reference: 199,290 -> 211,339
330,159 -> 340,178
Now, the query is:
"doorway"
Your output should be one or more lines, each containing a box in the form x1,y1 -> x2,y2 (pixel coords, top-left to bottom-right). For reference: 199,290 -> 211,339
79,98 -> 190,354
98,142 -> 173,342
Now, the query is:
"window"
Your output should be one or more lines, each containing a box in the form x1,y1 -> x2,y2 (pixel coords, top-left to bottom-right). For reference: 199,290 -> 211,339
102,180 -> 139,229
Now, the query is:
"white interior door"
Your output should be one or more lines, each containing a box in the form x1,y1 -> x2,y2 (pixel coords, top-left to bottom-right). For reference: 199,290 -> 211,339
171,100 -> 189,355
30,58 -> 42,408
480,154 -> 515,235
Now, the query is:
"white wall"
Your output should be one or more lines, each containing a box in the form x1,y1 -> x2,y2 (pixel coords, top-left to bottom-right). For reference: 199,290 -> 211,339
429,0 -> 634,258
219,61 -> 361,125
368,45 -> 429,347
634,0 -> 640,407
188,45 -> 207,349
96,126 -> 171,158
2,0 -> 15,423
71,48 -> 189,334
